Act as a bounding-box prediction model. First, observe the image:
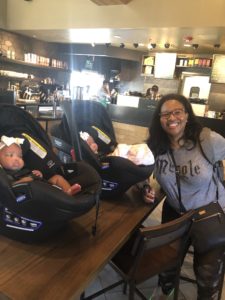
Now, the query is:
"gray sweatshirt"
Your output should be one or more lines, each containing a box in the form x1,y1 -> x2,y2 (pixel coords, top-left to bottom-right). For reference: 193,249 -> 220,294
154,128 -> 225,212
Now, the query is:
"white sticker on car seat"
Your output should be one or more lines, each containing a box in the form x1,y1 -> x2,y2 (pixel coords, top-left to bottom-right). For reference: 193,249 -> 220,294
22,133 -> 47,159
92,126 -> 111,144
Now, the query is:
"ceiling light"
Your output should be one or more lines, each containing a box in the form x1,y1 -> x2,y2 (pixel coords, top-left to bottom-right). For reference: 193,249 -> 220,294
214,44 -> 220,48
184,36 -> 193,42
151,43 -> 156,49
69,29 -> 110,43
120,43 -> 125,48
133,43 -> 139,48
114,35 -> 121,39
184,44 -> 192,47
164,43 -> 170,49
147,43 -> 153,50
192,44 -> 199,49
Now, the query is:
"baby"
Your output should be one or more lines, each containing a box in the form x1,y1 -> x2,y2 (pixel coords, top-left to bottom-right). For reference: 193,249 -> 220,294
81,132 -> 155,166
0,135 -> 81,196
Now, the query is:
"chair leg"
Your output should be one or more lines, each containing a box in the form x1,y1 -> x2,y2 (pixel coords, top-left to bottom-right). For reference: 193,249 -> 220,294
81,280 -> 124,300
180,275 -> 196,284
173,265 -> 182,300
123,282 -> 127,294
128,281 -> 135,300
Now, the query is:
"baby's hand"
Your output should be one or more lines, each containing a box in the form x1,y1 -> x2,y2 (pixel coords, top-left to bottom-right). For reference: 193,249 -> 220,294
32,170 -> 43,178
143,184 -> 155,204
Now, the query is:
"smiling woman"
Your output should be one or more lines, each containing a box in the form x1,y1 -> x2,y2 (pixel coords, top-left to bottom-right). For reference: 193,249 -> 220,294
159,101 -> 188,145
145,93 -> 225,299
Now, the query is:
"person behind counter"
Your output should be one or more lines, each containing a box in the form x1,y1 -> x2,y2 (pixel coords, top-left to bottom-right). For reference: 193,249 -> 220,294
144,93 -> 225,299
146,85 -> 161,100
98,80 -> 112,105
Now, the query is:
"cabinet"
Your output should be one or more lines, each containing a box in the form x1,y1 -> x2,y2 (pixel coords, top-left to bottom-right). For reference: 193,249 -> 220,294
141,53 -> 213,78
141,55 -> 155,76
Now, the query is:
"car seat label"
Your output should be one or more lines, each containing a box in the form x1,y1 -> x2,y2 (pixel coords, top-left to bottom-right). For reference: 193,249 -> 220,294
102,180 -> 118,190
3,207 -> 42,231
92,126 -> 111,145
22,133 -> 47,159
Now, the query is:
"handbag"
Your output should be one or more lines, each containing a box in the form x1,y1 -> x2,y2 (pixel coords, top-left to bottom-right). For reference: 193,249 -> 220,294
191,201 -> 225,253
169,149 -> 225,254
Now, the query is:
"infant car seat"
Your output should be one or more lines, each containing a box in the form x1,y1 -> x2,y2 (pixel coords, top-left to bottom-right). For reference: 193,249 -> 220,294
0,104 -> 101,243
51,100 -> 154,198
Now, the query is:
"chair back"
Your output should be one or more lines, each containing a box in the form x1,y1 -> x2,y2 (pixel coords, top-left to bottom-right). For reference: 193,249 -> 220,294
140,210 -> 194,250
112,210 -> 194,285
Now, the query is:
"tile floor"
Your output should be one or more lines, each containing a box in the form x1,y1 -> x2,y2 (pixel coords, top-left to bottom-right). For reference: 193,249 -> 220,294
77,202 -> 225,300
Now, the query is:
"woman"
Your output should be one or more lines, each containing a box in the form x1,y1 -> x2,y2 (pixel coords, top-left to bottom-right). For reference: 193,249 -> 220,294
145,94 -> 225,299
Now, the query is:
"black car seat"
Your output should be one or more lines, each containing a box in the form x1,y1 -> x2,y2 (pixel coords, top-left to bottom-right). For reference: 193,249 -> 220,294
51,100 -> 154,198
0,104 -> 101,243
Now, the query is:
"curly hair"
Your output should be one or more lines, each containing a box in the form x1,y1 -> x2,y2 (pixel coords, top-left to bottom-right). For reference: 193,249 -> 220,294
146,94 -> 202,156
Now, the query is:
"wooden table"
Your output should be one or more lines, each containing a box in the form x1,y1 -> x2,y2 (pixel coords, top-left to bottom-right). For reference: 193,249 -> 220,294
0,186 -> 164,300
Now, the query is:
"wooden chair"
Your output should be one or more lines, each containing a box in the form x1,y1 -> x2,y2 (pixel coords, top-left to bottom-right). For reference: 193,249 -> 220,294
81,210 -> 194,300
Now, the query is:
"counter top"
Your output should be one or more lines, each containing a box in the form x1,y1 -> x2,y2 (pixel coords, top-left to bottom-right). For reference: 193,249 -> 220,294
107,104 -> 225,137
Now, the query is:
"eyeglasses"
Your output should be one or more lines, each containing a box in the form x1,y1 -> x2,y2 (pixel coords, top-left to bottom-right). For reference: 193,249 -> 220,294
159,108 -> 186,119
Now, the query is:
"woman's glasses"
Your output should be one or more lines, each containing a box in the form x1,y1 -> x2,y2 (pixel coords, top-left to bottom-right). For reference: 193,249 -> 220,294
159,108 -> 186,119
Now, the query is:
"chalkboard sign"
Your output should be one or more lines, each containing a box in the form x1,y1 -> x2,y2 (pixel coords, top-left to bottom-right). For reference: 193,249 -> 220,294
211,54 -> 225,83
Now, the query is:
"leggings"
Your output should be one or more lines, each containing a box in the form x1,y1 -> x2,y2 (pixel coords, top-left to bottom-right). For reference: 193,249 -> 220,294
159,200 -> 225,300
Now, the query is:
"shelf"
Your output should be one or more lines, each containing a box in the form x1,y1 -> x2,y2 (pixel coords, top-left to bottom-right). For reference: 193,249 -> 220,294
175,65 -> 211,69
141,73 -> 154,77
0,57 -> 70,72
0,75 -> 27,81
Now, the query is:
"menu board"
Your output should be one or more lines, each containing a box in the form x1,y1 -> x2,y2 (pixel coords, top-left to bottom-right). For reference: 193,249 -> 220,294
154,53 -> 177,79
211,54 -> 225,83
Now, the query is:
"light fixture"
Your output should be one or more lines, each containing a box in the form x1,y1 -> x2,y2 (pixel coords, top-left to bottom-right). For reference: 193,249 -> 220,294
184,36 -> 193,43
133,43 -> 139,48
164,43 -> 170,49
105,43 -> 111,47
214,43 -> 220,48
120,43 -> 125,48
151,43 -> 156,49
192,44 -> 199,49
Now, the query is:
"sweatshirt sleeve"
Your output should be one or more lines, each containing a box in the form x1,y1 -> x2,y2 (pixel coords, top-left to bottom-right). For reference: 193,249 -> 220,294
200,127 -> 225,164
208,130 -> 225,163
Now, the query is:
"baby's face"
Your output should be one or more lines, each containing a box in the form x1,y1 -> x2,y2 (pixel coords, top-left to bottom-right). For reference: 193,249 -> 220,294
0,143 -> 24,171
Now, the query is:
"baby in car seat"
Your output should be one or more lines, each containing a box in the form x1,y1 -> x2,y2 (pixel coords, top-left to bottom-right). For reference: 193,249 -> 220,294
0,135 -> 81,196
80,132 -> 155,166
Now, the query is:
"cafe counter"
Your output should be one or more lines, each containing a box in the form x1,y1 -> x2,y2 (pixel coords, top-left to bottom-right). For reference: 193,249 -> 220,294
107,103 -> 225,138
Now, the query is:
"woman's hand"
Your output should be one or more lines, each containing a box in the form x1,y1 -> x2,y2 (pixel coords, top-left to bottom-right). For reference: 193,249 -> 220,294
143,184 -> 156,204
